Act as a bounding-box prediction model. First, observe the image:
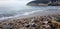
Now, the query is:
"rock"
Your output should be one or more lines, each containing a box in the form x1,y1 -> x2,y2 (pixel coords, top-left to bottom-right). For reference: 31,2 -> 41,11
2,25 -> 10,29
31,23 -> 36,27
55,17 -> 60,22
27,0 -> 60,6
25,25 -> 30,28
25,24 -> 30,28
0,14 -> 60,29
41,25 -> 51,29
0,26 -> 2,29
42,21 -> 48,24
27,1 -> 49,6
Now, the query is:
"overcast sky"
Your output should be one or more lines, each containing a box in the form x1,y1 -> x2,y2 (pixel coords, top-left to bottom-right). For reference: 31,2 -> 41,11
0,0 -> 33,1
0,0 -> 33,7
0,0 -> 33,3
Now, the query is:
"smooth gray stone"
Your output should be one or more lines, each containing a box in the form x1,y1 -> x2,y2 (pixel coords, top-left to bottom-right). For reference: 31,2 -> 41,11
3,25 -> 10,29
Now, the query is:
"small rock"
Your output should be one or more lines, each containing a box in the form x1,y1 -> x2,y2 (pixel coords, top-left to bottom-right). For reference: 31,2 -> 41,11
31,23 -> 36,27
25,24 -> 30,28
42,21 -> 48,24
2,25 -> 10,29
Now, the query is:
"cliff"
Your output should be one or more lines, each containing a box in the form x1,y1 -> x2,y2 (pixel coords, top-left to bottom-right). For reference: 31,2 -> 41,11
27,0 -> 60,6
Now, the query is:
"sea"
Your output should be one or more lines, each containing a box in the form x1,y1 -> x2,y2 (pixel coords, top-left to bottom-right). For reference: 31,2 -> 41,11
0,0 -> 60,20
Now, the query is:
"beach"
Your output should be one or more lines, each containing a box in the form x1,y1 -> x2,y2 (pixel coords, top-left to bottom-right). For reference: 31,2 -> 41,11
0,10 -> 60,29
0,0 -> 60,29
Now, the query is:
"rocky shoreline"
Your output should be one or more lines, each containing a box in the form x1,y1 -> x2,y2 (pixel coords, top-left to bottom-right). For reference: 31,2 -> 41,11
27,0 -> 60,6
0,14 -> 60,29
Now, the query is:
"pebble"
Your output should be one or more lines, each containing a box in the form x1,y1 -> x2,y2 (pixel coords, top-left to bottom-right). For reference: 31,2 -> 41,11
2,25 -> 10,29
0,14 -> 60,29
31,23 -> 36,27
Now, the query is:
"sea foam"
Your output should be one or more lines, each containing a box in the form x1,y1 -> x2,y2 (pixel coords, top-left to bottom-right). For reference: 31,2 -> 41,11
0,10 -> 43,20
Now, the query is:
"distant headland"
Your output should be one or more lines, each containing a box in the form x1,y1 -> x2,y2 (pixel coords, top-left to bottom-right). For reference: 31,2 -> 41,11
27,0 -> 60,6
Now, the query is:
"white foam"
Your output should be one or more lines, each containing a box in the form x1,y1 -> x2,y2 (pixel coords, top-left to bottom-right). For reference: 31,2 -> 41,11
22,10 -> 43,15
0,10 -> 43,20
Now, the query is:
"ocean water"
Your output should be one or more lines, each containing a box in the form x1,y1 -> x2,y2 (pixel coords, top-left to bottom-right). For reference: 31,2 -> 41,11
0,0 -> 60,20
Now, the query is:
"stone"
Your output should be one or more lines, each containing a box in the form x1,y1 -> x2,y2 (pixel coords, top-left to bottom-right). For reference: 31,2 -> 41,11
31,23 -> 36,27
2,25 -> 10,29
25,24 -> 30,28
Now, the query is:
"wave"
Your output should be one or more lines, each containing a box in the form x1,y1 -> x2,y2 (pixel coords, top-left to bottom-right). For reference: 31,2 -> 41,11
22,10 -> 43,15
0,7 -> 60,20
0,10 -> 43,20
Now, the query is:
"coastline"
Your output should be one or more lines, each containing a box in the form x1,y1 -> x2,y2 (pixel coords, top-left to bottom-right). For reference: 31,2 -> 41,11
0,13 -> 60,29
0,9 -> 60,21
0,9 -> 60,29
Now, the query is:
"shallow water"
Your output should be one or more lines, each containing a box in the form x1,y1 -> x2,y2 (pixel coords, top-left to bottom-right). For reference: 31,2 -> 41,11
0,0 -> 60,20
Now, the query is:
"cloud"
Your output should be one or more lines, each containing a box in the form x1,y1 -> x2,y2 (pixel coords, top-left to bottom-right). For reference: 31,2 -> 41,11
0,0 -> 8,1
0,0 -> 18,1
0,0 -> 32,4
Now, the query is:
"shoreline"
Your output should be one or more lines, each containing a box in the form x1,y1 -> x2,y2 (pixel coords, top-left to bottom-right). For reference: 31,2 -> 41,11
0,13 -> 60,29
0,9 -> 60,21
